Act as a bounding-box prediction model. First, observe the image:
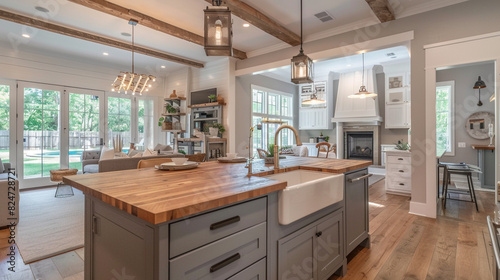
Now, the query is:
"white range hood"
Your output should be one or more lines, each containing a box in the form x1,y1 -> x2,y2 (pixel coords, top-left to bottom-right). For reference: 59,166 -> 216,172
331,65 -> 383,125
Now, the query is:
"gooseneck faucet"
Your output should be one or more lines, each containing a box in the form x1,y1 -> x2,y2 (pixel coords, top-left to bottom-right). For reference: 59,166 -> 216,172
274,125 -> 302,172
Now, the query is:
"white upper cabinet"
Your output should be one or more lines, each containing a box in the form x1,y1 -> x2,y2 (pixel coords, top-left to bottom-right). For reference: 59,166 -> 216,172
384,63 -> 411,129
299,79 -> 333,130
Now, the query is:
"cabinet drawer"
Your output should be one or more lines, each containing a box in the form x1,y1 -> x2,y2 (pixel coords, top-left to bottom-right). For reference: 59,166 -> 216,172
387,155 -> 411,165
386,178 -> 411,192
170,222 -> 267,280
227,258 -> 266,280
386,165 -> 411,178
170,197 -> 266,258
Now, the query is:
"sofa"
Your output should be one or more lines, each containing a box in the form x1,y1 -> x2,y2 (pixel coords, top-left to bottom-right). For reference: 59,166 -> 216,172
0,173 -> 19,229
81,150 -> 185,173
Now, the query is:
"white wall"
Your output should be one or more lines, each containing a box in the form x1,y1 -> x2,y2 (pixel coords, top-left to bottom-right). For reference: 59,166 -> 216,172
438,62 -> 495,165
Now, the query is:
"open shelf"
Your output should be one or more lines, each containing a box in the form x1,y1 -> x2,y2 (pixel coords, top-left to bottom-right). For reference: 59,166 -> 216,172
164,97 -> 186,101
188,101 -> 226,108
162,113 -> 186,116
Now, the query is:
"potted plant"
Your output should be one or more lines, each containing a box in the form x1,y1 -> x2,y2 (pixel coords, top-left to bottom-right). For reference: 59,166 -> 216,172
158,116 -> 171,130
206,122 -> 225,137
395,139 -> 410,151
165,103 -> 178,114
208,94 -> 217,103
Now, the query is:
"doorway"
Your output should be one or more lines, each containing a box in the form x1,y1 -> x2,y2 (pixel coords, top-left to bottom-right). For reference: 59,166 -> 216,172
435,62 -> 496,217
16,82 -> 105,188
423,32 -> 500,218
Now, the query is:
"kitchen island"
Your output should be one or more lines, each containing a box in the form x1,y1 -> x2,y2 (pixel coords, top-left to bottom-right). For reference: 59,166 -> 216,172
63,157 -> 371,280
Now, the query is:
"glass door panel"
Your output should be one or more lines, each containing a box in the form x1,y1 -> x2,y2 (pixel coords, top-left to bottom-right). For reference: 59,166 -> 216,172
0,84 -> 10,164
68,89 -> 104,172
107,96 -> 131,151
138,99 -> 154,150
21,85 -> 61,180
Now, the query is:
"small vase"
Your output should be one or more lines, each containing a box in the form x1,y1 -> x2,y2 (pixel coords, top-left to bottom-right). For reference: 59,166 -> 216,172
209,127 -> 219,137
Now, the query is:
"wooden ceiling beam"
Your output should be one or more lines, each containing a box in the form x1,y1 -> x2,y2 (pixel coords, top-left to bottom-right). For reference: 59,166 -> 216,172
365,0 -> 395,23
0,9 -> 204,68
205,0 -> 301,46
67,0 -> 247,59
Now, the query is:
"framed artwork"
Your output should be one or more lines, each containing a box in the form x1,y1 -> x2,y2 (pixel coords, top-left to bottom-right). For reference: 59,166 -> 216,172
388,75 -> 404,89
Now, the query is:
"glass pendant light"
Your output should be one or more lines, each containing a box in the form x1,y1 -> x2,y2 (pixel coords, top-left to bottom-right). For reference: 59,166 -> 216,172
348,52 -> 377,99
291,0 -> 313,84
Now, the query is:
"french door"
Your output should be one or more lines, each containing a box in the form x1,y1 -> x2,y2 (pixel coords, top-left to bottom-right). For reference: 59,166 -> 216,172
17,82 -> 104,188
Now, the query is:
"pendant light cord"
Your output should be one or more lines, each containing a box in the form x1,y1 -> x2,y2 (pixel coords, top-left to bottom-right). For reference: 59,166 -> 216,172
131,23 -> 135,74
300,0 -> 303,53
362,53 -> 365,86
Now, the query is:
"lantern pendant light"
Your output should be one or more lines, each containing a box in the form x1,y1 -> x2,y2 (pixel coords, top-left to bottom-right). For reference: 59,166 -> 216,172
291,0 -> 313,84
204,0 -> 233,56
348,52 -> 377,99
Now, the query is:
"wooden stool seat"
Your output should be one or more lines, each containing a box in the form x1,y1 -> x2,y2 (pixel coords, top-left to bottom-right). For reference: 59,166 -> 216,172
50,169 -> 78,198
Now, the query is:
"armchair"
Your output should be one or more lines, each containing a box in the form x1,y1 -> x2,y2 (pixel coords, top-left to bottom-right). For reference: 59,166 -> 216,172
81,150 -> 101,174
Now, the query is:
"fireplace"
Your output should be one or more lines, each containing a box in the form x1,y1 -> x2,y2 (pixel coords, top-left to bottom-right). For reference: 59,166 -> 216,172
344,131 -> 374,161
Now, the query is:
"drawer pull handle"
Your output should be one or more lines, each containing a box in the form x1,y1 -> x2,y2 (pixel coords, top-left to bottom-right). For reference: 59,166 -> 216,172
399,170 -> 404,173
348,173 -> 372,183
210,253 -> 240,273
316,231 -> 322,237
398,158 -> 404,160
210,216 -> 240,230
399,183 -> 405,186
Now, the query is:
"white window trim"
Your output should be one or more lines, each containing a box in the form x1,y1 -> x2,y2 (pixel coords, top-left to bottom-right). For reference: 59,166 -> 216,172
436,80 -> 455,156
251,85 -> 294,150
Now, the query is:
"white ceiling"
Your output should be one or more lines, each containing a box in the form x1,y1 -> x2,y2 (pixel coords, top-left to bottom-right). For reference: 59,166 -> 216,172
257,45 -> 411,83
0,0 -> 468,75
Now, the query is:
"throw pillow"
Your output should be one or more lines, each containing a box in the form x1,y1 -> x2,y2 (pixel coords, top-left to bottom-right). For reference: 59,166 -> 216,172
154,143 -> 173,152
143,148 -> 155,157
114,152 -> 129,158
132,152 -> 143,158
281,148 -> 294,154
99,145 -> 115,161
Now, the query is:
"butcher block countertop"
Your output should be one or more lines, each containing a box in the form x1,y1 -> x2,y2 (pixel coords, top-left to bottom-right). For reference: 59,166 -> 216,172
63,157 -> 371,224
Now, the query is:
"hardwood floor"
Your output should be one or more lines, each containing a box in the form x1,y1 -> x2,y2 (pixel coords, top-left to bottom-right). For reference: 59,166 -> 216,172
330,179 -> 495,280
0,179 -> 495,279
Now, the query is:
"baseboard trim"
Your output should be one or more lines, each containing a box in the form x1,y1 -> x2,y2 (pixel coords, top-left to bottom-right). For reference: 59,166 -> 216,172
409,201 -> 436,218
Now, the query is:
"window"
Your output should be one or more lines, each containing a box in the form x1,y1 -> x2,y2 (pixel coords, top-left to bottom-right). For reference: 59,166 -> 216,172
107,96 -> 132,147
436,81 -> 455,156
251,85 -> 294,155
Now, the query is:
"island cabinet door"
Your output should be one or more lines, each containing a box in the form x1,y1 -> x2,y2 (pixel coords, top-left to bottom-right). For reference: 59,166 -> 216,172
345,169 -> 370,255
91,212 -> 153,280
316,210 -> 343,280
277,209 -> 344,280
278,225 -> 317,280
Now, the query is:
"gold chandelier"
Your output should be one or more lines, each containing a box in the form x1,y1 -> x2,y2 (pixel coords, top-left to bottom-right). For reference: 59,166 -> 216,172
111,19 -> 155,95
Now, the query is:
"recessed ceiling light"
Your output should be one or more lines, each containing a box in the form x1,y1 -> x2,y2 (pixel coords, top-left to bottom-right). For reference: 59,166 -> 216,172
161,65 -> 166,69
22,34 -> 30,38
103,52 -> 109,56
35,6 -> 50,13
346,64 -> 351,67
243,23 -> 250,27
121,32 -> 131,37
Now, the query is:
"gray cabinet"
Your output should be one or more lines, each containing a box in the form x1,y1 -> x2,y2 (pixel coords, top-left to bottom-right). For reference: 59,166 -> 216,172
227,258 -> 266,280
278,209 -> 343,280
345,169 -> 370,255
89,201 -> 154,280
190,105 -> 222,136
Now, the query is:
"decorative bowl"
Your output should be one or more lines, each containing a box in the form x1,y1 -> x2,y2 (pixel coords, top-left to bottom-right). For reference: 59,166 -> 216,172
171,158 -> 188,165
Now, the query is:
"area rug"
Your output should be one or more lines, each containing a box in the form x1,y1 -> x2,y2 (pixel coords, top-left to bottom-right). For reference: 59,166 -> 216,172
369,174 -> 385,186
16,186 -> 84,264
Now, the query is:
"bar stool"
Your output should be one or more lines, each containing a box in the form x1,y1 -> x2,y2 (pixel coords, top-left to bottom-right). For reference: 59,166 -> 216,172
442,164 -> 479,212
437,161 -> 466,198
50,169 -> 78,198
